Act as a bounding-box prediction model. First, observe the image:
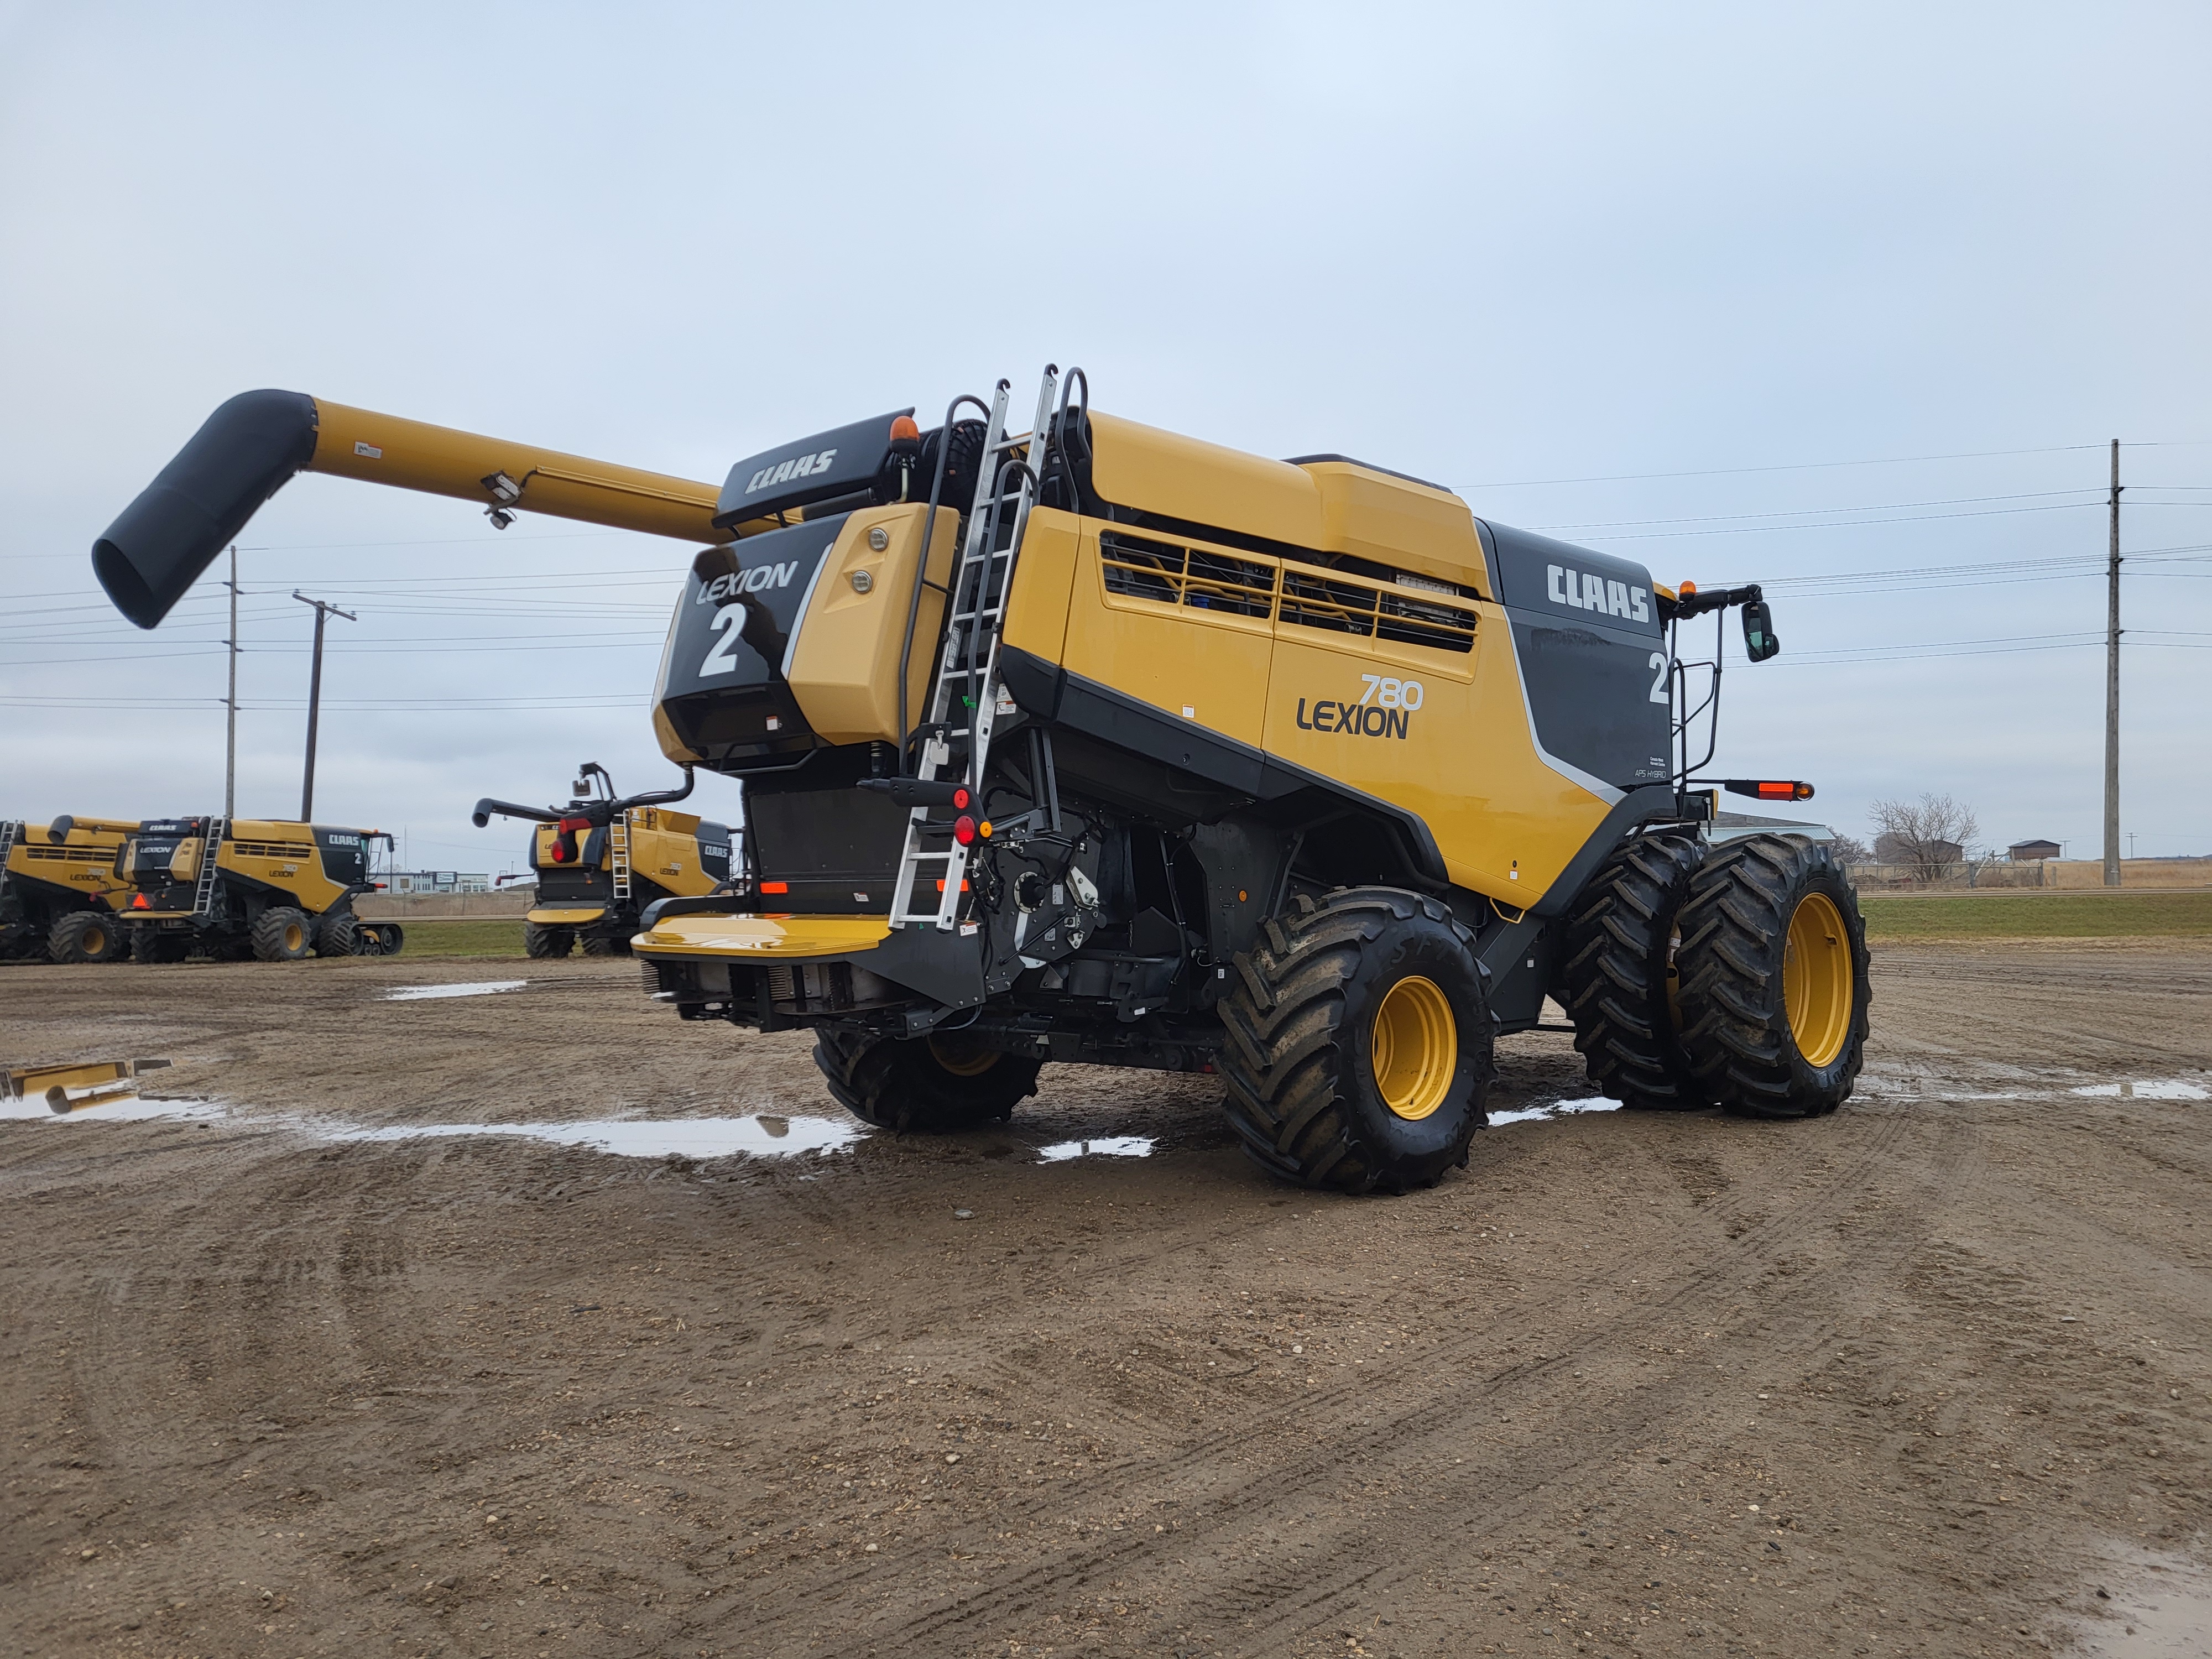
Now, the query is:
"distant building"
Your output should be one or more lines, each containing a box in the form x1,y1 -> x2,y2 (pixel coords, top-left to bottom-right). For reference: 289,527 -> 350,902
2008,838 -> 2062,862
1874,832 -> 1964,867
1710,811 -> 1834,845
381,870 -> 491,895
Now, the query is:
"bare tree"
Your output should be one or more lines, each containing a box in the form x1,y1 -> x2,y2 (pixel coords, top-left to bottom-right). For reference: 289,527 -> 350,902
1869,794 -> 1979,885
1828,831 -> 1872,867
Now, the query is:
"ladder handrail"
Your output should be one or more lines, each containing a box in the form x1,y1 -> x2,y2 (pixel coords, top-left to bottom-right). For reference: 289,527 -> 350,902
896,391 -> 996,774
888,365 -> 1068,931
0,820 -> 20,902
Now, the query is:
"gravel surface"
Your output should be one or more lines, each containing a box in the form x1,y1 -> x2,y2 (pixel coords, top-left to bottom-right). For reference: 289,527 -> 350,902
3,941 -> 2207,1656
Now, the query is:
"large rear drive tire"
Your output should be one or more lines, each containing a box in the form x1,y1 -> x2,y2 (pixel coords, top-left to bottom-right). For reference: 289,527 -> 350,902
581,933 -> 630,957
1674,834 -> 1871,1119
251,906 -> 312,963
812,1025 -> 1042,1132
1219,887 -> 1493,1194
314,911 -> 359,957
1557,832 -> 1711,1112
524,922 -> 575,959
49,910 -> 124,965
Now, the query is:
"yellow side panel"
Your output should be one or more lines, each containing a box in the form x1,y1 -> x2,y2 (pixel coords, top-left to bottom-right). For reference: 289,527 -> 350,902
1303,462 -> 1492,598
530,907 -> 606,925
1262,603 -> 1612,905
1062,524 -> 1277,748
786,503 -> 959,746
1086,412 -> 1326,549
14,820 -> 132,900
1000,507 -> 1082,666
628,823 -> 718,896
220,820 -> 345,911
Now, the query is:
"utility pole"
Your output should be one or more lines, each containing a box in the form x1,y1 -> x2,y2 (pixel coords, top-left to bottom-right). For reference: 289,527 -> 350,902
2104,440 -> 2122,888
223,546 -> 239,817
292,591 -> 358,821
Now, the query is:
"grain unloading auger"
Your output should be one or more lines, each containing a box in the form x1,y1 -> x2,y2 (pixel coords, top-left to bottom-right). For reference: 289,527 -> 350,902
95,370 -> 1871,1192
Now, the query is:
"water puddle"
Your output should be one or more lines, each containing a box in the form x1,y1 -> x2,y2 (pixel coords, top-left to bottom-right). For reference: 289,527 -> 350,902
331,1113 -> 862,1160
383,979 -> 529,1001
2069,1079 -> 2208,1101
0,1094 -> 224,1126
1037,1136 -> 1154,1163
2067,1546 -> 2212,1656
1488,1096 -> 1624,1128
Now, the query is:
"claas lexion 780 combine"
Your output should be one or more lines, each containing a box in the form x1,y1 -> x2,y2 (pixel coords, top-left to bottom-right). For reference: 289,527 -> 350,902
93,368 -> 1870,1192
108,817 -> 400,961
471,762 -> 735,958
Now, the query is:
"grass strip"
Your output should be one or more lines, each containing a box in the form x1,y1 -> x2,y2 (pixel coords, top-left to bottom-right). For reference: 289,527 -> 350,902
1858,889 -> 2212,941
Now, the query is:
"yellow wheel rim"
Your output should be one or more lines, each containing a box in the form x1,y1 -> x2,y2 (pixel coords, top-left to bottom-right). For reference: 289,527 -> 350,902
85,925 -> 107,956
1371,974 -> 1457,1121
928,1034 -> 1000,1077
284,922 -> 304,953
1783,890 -> 1853,1068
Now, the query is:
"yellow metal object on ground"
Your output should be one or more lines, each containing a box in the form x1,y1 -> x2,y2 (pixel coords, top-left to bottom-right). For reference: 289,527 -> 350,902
4,1057 -> 172,1113
634,912 -> 891,960
1371,975 -> 1457,1121
1784,891 -> 1853,1067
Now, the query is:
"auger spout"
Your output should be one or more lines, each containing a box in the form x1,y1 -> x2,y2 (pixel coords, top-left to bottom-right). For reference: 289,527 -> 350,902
92,391 -> 730,628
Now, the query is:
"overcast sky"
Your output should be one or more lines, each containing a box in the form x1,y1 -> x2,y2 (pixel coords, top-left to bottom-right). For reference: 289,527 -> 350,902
3,3 -> 2206,874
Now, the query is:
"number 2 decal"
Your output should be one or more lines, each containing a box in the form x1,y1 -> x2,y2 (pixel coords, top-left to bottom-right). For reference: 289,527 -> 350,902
1648,650 -> 1671,705
699,608 -> 743,678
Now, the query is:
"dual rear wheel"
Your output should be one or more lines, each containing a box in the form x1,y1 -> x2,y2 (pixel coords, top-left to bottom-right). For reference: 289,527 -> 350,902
1559,832 -> 1870,1119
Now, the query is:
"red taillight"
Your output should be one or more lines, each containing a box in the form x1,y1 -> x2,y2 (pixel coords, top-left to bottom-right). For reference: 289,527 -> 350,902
759,880 -> 789,894
953,815 -> 977,846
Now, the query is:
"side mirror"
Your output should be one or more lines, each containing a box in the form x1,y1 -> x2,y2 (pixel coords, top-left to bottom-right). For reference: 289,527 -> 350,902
1742,599 -> 1780,662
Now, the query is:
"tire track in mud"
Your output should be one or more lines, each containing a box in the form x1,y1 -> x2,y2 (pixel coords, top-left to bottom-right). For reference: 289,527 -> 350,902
674,1093 -> 1979,1652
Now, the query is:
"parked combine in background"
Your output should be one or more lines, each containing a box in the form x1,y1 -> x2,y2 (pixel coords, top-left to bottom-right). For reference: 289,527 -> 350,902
109,817 -> 399,961
1,816 -> 139,963
472,763 -> 734,957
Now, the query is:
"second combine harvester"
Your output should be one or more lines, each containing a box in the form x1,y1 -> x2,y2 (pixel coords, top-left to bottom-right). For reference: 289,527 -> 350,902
90,370 -> 1869,1192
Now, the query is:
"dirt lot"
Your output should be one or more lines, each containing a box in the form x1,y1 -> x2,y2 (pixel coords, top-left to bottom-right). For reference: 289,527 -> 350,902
3,941 -> 2208,1658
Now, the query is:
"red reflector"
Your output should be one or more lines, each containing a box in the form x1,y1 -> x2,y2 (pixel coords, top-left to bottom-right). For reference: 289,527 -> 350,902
1756,781 -> 1793,797
933,879 -> 971,892
131,894 -> 149,909
759,881 -> 789,894
952,786 -> 971,810
953,815 -> 977,846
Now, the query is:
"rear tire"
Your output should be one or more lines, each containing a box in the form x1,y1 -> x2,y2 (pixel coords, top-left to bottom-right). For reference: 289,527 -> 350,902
581,933 -> 629,957
49,911 -> 124,965
812,1024 -> 1042,1132
1674,835 -> 1871,1119
1556,832 -> 1710,1111
315,911 -> 359,957
251,906 -> 312,962
372,923 -> 404,956
524,922 -> 575,959
1218,887 -> 1493,1194
132,930 -> 191,963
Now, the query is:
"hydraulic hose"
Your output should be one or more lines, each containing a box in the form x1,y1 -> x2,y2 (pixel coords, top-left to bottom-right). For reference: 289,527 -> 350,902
93,391 -> 730,629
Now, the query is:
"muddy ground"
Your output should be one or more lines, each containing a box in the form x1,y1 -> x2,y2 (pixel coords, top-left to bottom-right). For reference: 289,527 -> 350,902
3,941 -> 2208,1659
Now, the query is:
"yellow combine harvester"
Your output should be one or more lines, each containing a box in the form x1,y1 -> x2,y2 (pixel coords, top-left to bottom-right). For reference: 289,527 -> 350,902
471,761 -> 735,957
1,816 -> 138,963
93,373 -> 1869,1190
109,816 -> 399,961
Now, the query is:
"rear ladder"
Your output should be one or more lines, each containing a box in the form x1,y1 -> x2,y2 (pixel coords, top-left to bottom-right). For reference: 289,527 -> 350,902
887,366 -> 1067,931
191,817 -> 227,917
0,820 -> 20,904
609,812 -> 633,904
